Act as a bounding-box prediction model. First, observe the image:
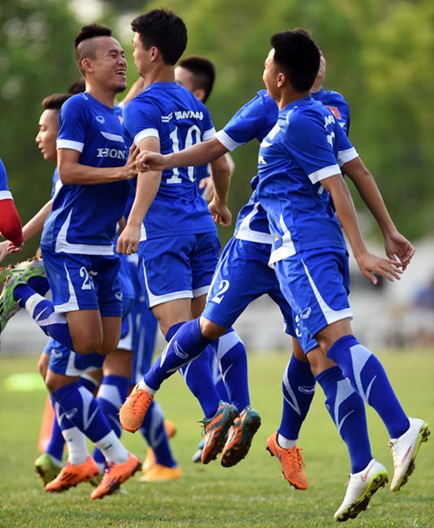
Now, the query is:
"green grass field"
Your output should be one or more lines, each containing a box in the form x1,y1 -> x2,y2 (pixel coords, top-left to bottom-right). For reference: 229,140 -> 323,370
0,351 -> 433,528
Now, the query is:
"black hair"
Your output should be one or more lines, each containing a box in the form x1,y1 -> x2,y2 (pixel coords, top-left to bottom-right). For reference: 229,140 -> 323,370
177,55 -> 215,103
67,78 -> 86,94
270,29 -> 320,92
41,93 -> 72,111
131,9 -> 187,66
75,23 -> 112,48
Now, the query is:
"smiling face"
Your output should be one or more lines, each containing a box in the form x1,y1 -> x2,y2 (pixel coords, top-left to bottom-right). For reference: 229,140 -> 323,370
35,109 -> 59,163
82,36 -> 128,94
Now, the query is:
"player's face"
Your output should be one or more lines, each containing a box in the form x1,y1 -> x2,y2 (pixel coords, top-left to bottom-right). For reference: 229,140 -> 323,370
132,33 -> 153,78
262,48 -> 278,100
35,109 -> 59,163
91,37 -> 128,94
175,66 -> 194,92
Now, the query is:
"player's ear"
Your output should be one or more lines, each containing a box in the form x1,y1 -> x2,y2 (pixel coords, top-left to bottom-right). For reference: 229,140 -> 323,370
81,58 -> 93,74
193,88 -> 206,102
277,72 -> 286,88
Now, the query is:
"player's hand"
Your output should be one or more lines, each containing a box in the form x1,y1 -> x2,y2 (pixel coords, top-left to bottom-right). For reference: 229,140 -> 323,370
384,231 -> 415,271
208,199 -> 232,227
199,177 -> 215,202
116,224 -> 141,255
355,250 -> 404,285
124,144 -> 139,179
0,240 -> 10,262
136,151 -> 167,172
7,242 -> 23,254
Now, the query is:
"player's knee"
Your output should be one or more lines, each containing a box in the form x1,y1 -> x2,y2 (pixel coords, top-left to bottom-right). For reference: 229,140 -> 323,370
72,336 -> 102,355
199,316 -> 226,340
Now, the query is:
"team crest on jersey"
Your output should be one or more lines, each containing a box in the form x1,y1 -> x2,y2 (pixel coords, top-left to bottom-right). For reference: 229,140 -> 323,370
326,106 -> 341,120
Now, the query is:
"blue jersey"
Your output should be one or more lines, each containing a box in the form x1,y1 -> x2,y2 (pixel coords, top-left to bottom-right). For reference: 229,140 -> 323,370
256,96 -> 358,264
217,89 -> 351,245
0,158 -> 12,201
41,92 -> 130,255
215,90 -> 278,244
50,167 -> 62,199
123,82 -> 216,239
311,88 -> 350,136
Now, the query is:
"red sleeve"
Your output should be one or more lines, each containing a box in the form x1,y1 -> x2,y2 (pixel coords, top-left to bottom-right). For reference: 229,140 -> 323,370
0,198 -> 23,246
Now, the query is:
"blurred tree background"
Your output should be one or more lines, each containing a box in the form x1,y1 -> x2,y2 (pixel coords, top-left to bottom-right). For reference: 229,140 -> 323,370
1,0 -> 433,260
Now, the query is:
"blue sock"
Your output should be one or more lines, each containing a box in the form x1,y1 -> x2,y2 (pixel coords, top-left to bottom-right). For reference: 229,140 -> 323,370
278,354 -> 315,441
14,284 -> 73,350
165,322 -> 184,342
316,366 -> 372,474
52,382 -> 111,443
216,329 -> 249,413
28,276 -> 50,296
132,307 -> 159,375
139,401 -> 177,468
144,318 -> 213,391
327,335 -> 409,438
208,346 -> 230,402
180,351 -> 221,419
45,395 -> 65,463
79,374 -> 99,395
92,374 -> 130,465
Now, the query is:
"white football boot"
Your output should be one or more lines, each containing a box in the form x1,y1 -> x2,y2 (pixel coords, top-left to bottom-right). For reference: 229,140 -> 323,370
388,417 -> 430,492
334,459 -> 388,522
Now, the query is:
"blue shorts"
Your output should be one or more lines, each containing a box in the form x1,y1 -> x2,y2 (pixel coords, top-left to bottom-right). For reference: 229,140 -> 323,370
117,256 -> 159,382
202,237 -> 318,353
138,232 -> 220,308
45,337 -> 105,376
274,247 -> 353,352
41,249 -> 123,317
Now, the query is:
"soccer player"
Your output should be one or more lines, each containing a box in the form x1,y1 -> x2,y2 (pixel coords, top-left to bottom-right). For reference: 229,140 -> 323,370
124,34 -> 429,520
118,53 -> 354,482
0,158 -> 23,253
174,54 -> 237,461
255,29 -> 428,520
0,24 -> 141,499
175,55 -> 235,202
117,9 -> 258,467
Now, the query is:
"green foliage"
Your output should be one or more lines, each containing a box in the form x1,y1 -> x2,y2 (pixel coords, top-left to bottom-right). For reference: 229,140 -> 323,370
1,0 -> 433,257
1,0 -> 80,258
0,351 -> 433,527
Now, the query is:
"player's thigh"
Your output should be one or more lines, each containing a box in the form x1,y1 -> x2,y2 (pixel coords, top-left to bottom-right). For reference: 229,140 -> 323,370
274,248 -> 352,353
203,238 -> 276,328
152,297 -> 193,337
98,316 -> 122,354
66,309 -> 104,354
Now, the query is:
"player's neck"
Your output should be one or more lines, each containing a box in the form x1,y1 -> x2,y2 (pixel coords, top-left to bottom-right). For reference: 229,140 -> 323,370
142,65 -> 175,88
85,85 -> 117,108
277,89 -> 310,110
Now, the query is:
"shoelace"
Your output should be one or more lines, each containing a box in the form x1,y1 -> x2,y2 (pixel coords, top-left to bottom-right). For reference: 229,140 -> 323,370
199,418 -> 210,436
129,390 -> 150,413
287,446 -> 305,470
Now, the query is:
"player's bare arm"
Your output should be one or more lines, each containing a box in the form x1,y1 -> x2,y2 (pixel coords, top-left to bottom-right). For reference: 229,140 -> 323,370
138,136 -> 228,172
342,156 -> 415,268
208,152 -> 232,227
58,144 -> 138,185
117,136 -> 161,255
322,173 -> 403,285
